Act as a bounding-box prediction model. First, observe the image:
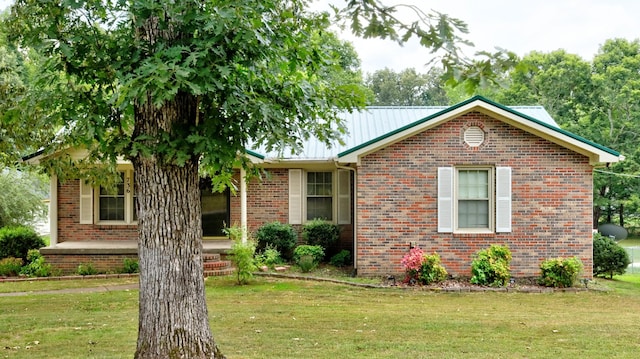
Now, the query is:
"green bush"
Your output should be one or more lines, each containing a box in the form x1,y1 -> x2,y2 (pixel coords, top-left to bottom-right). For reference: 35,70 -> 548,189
593,233 -> 630,278
0,226 -> 46,261
255,244 -> 284,269
538,257 -> 583,288
293,245 -> 325,272
77,262 -> 98,276
227,230 -> 257,285
302,219 -> 339,258
20,249 -> 52,277
329,250 -> 351,267
470,244 -> 512,287
255,222 -> 297,261
121,258 -> 139,274
419,253 -> 448,285
297,255 -> 316,273
0,257 -> 23,276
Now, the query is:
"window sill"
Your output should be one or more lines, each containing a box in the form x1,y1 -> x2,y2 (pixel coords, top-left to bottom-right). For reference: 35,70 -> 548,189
453,229 -> 495,235
95,221 -> 138,226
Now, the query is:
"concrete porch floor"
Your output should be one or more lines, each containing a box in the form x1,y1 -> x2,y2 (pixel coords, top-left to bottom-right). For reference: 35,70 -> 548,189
40,240 -> 233,255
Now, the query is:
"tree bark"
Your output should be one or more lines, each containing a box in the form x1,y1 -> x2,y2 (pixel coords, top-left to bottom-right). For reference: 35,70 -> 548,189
132,93 -> 224,357
130,6 -> 224,357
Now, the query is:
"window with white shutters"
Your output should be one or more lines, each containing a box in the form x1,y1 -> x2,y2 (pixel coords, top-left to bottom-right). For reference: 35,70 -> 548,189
438,166 -> 512,233
82,169 -> 137,225
288,169 -> 352,225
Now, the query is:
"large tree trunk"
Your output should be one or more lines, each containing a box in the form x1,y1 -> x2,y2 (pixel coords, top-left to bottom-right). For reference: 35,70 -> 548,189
131,5 -> 224,358
132,92 -> 224,357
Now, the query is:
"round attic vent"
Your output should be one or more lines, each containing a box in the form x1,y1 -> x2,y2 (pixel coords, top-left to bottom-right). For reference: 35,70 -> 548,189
464,126 -> 485,147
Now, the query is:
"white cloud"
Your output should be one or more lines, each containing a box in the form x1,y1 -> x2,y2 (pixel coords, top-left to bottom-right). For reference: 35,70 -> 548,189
338,0 -> 640,74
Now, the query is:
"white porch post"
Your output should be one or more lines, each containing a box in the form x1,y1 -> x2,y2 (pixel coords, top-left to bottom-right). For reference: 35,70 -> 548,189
240,167 -> 248,243
49,174 -> 58,247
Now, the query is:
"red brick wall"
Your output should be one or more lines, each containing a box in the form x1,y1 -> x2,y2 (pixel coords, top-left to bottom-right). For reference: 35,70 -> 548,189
356,112 -> 594,278
231,169 -> 290,231
232,169 -> 354,250
57,180 -> 138,242
45,253 -> 138,275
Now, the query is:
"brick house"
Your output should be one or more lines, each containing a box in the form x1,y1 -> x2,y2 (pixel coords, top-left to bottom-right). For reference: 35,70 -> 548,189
32,96 -> 623,277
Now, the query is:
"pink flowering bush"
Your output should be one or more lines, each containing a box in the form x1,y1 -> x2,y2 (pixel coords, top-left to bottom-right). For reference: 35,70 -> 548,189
401,247 -> 448,285
401,247 -> 424,278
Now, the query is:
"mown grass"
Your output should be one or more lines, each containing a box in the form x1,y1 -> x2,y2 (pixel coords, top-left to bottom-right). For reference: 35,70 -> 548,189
618,237 -> 640,247
1,274 -> 640,359
0,276 -> 138,294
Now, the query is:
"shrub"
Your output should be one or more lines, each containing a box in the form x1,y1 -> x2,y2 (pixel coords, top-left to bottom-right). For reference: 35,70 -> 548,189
20,249 -> 52,277
593,233 -> 630,278
401,247 -> 425,281
255,222 -> 297,261
419,253 -> 448,285
77,262 -> 98,276
538,257 -> 583,288
121,258 -> 139,274
297,255 -> 317,272
470,244 -> 512,287
0,226 -> 46,261
401,247 -> 448,285
293,245 -> 325,272
302,219 -> 339,258
0,257 -> 23,276
226,226 -> 257,285
329,250 -> 351,267
255,244 -> 284,269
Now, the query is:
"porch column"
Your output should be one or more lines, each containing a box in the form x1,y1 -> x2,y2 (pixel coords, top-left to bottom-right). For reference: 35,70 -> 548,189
49,174 -> 58,247
240,167 -> 248,242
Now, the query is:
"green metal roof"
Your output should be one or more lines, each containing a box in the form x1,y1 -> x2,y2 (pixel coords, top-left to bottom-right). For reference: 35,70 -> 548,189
247,96 -> 621,162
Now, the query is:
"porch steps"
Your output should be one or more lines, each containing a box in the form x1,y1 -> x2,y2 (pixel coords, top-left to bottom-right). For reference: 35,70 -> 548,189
203,253 -> 235,277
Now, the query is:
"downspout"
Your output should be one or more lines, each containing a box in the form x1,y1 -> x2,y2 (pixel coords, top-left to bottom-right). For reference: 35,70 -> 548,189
335,162 -> 357,275
240,167 -> 248,243
49,174 -> 58,247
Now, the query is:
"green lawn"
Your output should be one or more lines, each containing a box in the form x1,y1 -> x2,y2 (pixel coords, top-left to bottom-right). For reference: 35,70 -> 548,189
1,275 -> 640,358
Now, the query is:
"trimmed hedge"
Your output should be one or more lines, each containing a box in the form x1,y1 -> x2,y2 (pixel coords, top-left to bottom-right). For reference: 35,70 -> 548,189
593,233 -> 630,278
255,222 -> 297,261
0,226 -> 45,262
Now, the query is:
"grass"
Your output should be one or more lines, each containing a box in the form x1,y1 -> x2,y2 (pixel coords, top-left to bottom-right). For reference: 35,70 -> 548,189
0,277 -> 138,294
618,237 -> 640,247
1,274 -> 640,358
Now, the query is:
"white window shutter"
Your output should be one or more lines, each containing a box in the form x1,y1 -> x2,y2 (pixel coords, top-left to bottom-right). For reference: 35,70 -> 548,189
288,169 -> 303,224
437,167 -> 454,233
79,180 -> 93,224
495,167 -> 512,233
337,170 -> 351,224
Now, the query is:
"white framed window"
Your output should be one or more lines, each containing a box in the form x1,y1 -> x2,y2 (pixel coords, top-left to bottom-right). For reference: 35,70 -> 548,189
438,166 -> 511,233
456,168 -> 492,230
289,169 -> 351,225
93,169 -> 137,225
306,171 -> 333,221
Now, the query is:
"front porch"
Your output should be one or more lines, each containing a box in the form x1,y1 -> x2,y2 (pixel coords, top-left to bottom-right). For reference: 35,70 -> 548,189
40,240 -> 233,275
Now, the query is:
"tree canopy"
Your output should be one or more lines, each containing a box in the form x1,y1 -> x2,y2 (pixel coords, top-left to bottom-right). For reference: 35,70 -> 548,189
491,41 -> 640,229
365,67 -> 449,106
